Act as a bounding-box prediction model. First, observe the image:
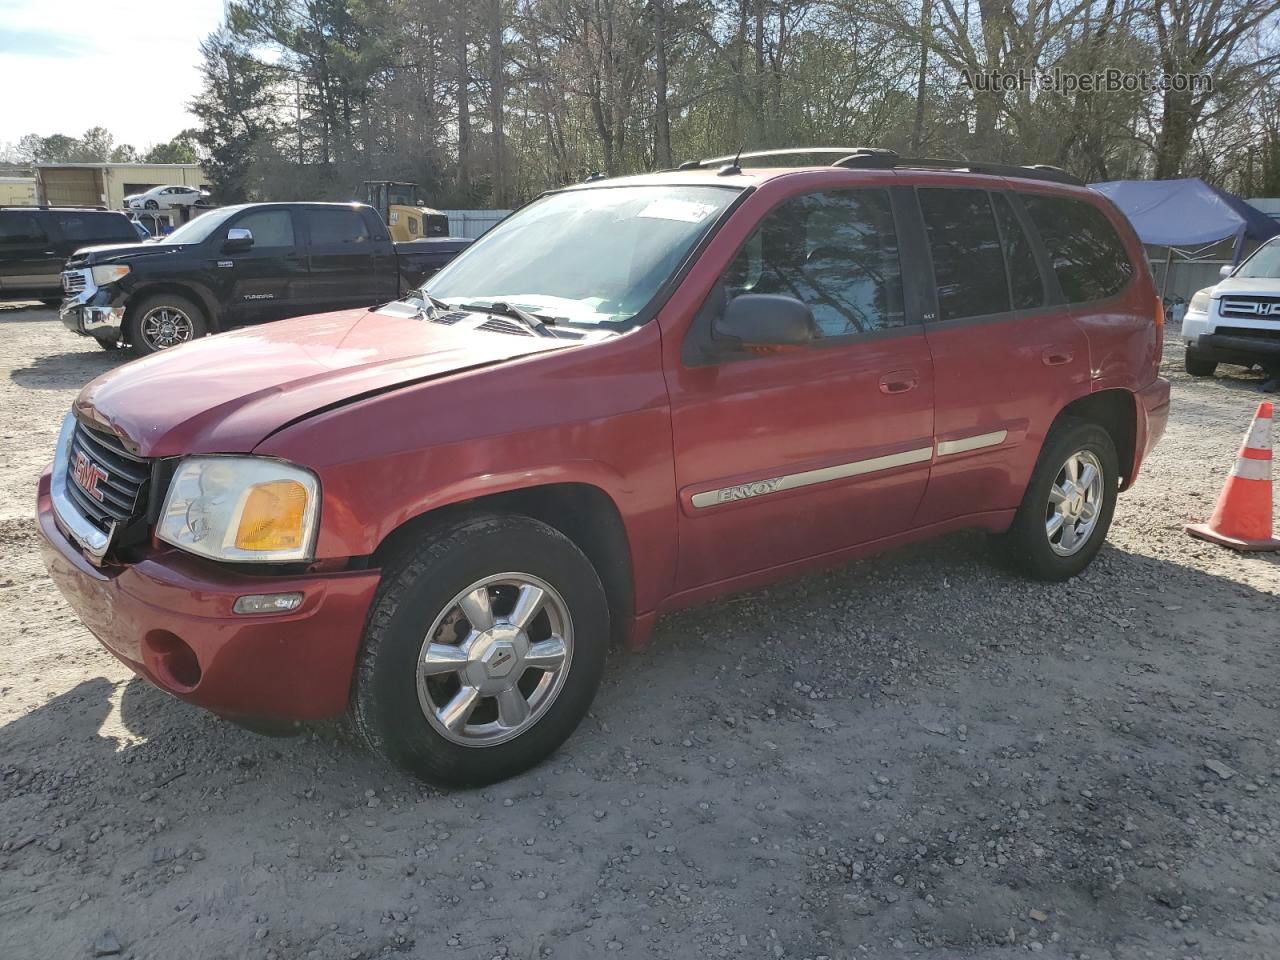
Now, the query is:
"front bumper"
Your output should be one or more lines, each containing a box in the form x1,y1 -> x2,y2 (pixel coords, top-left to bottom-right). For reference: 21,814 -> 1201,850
59,279 -> 126,344
37,466 -> 381,720
1192,332 -> 1280,365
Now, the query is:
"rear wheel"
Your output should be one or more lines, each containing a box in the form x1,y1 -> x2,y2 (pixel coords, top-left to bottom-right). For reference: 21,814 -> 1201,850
991,417 -> 1119,581
352,513 -> 609,787
1184,347 -> 1217,378
126,293 -> 207,356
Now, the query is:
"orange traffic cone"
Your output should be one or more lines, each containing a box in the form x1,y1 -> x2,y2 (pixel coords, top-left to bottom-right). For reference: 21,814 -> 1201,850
1186,401 -> 1280,551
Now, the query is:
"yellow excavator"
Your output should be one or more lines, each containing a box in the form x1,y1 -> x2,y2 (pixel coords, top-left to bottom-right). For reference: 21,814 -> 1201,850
363,181 -> 450,242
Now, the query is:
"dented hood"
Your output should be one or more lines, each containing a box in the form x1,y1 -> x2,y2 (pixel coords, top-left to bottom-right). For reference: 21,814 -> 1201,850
75,306 -> 572,456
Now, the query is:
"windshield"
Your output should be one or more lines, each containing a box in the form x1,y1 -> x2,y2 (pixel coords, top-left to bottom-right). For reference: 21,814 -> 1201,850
424,185 -> 739,326
1236,240 -> 1280,279
158,206 -> 243,245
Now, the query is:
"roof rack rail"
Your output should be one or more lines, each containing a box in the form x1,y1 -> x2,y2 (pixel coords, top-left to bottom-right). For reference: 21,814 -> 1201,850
674,147 -> 1085,186
677,147 -> 887,171
831,150 -> 1085,186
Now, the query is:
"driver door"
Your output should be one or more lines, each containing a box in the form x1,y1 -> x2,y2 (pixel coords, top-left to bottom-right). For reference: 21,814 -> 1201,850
667,187 -> 936,590
216,207 -> 306,326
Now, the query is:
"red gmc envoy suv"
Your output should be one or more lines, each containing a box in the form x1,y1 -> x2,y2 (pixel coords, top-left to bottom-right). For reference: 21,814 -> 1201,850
37,149 -> 1170,786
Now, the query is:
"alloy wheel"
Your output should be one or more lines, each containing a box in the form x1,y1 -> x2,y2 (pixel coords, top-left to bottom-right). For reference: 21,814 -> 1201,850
416,573 -> 573,747
139,306 -> 195,350
1045,449 -> 1104,556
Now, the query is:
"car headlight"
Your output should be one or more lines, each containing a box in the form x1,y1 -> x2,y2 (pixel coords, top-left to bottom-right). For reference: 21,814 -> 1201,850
157,457 -> 320,562
1188,287 -> 1212,314
91,264 -> 130,286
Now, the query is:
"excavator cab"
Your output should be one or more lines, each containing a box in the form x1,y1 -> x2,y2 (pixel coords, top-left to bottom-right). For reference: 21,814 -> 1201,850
363,181 -> 450,242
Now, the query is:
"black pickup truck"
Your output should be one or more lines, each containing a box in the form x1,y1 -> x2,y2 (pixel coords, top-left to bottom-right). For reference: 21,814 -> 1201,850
59,202 -> 472,354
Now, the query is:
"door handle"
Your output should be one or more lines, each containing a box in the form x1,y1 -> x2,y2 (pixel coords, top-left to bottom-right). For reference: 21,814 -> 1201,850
879,369 -> 919,394
1042,347 -> 1073,366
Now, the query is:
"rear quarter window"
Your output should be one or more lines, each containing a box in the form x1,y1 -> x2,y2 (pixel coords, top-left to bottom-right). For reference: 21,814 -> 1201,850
1021,195 -> 1134,304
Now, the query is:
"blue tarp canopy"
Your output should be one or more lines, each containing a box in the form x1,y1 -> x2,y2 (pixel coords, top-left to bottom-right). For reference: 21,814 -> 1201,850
1090,178 -> 1280,254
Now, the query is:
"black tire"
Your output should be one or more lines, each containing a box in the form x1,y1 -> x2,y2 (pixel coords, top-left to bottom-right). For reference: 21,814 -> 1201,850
991,417 -> 1119,582
144,199 -> 159,209
125,293 -> 207,356
352,513 -> 610,787
1184,347 -> 1217,378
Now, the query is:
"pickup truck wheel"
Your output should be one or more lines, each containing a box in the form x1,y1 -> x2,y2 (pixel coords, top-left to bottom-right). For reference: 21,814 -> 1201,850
991,417 -> 1118,581
1184,348 -> 1217,378
126,294 -> 207,356
352,513 -> 609,787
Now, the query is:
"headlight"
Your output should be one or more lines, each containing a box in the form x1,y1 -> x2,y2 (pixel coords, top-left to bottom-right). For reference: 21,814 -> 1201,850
157,457 -> 320,562
1188,287 -> 1212,314
91,264 -> 130,286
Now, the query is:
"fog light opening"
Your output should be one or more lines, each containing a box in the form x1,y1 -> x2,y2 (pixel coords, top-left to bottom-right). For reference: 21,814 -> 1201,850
144,631 -> 202,691
234,592 -> 305,615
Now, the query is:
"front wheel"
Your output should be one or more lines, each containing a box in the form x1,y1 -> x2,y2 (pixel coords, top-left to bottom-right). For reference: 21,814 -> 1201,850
144,199 -> 159,210
1184,347 -> 1217,378
126,293 -> 207,356
991,418 -> 1119,581
352,513 -> 610,787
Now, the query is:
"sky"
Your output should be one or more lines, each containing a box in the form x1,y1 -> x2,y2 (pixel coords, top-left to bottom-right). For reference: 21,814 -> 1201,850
0,0 -> 227,153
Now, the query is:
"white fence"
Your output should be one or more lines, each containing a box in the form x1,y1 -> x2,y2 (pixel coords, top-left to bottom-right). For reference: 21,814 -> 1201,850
443,209 -> 512,239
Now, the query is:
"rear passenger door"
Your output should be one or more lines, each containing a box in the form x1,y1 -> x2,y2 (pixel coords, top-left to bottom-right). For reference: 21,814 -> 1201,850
299,207 -> 398,313
0,211 -> 59,293
910,186 -> 1090,526
668,186 -> 936,589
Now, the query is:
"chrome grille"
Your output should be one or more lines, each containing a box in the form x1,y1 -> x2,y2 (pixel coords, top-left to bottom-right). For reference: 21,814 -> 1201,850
65,421 -> 150,532
62,269 -> 88,294
1220,296 -> 1280,320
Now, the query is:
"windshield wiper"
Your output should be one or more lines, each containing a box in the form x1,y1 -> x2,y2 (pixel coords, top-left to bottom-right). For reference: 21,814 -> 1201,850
461,300 -> 557,337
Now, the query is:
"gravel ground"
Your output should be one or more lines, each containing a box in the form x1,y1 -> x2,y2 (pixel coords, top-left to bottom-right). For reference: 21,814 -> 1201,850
2,302 -> 1280,960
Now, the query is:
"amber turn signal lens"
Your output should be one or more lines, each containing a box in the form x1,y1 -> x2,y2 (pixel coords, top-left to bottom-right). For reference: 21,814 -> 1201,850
234,480 -> 309,551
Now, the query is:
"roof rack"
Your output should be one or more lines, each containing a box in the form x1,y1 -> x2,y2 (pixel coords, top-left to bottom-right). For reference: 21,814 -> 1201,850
673,146 -> 1085,187
831,149 -> 1085,186
677,148 -> 886,171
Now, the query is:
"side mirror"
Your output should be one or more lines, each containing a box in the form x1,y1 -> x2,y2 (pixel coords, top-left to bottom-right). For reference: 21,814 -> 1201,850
713,293 -> 816,348
223,227 -> 254,253
1219,264 -> 1233,279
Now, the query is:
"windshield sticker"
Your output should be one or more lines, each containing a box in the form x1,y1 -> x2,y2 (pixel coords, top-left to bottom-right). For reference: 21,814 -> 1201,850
637,199 -> 718,224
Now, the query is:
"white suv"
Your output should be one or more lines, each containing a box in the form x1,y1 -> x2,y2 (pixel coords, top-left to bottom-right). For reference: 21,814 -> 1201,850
1182,237 -> 1280,377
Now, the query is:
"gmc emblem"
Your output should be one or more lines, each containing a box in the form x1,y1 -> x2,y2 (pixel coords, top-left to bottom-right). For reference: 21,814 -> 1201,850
72,450 -> 109,502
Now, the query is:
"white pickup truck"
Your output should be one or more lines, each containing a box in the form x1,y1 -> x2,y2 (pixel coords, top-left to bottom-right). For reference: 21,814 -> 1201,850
1182,236 -> 1280,379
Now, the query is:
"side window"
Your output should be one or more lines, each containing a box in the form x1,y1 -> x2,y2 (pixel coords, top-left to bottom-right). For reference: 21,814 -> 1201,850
1021,195 -> 1134,303
723,188 -> 905,336
0,214 -> 47,242
232,210 -> 295,248
57,214 -> 135,243
305,208 -> 370,246
991,193 -> 1045,310
918,188 -> 1010,322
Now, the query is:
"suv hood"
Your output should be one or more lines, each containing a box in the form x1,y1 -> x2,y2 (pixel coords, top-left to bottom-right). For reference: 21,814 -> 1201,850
75,306 -> 575,457
68,242 -> 189,267
1213,277 -> 1280,295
